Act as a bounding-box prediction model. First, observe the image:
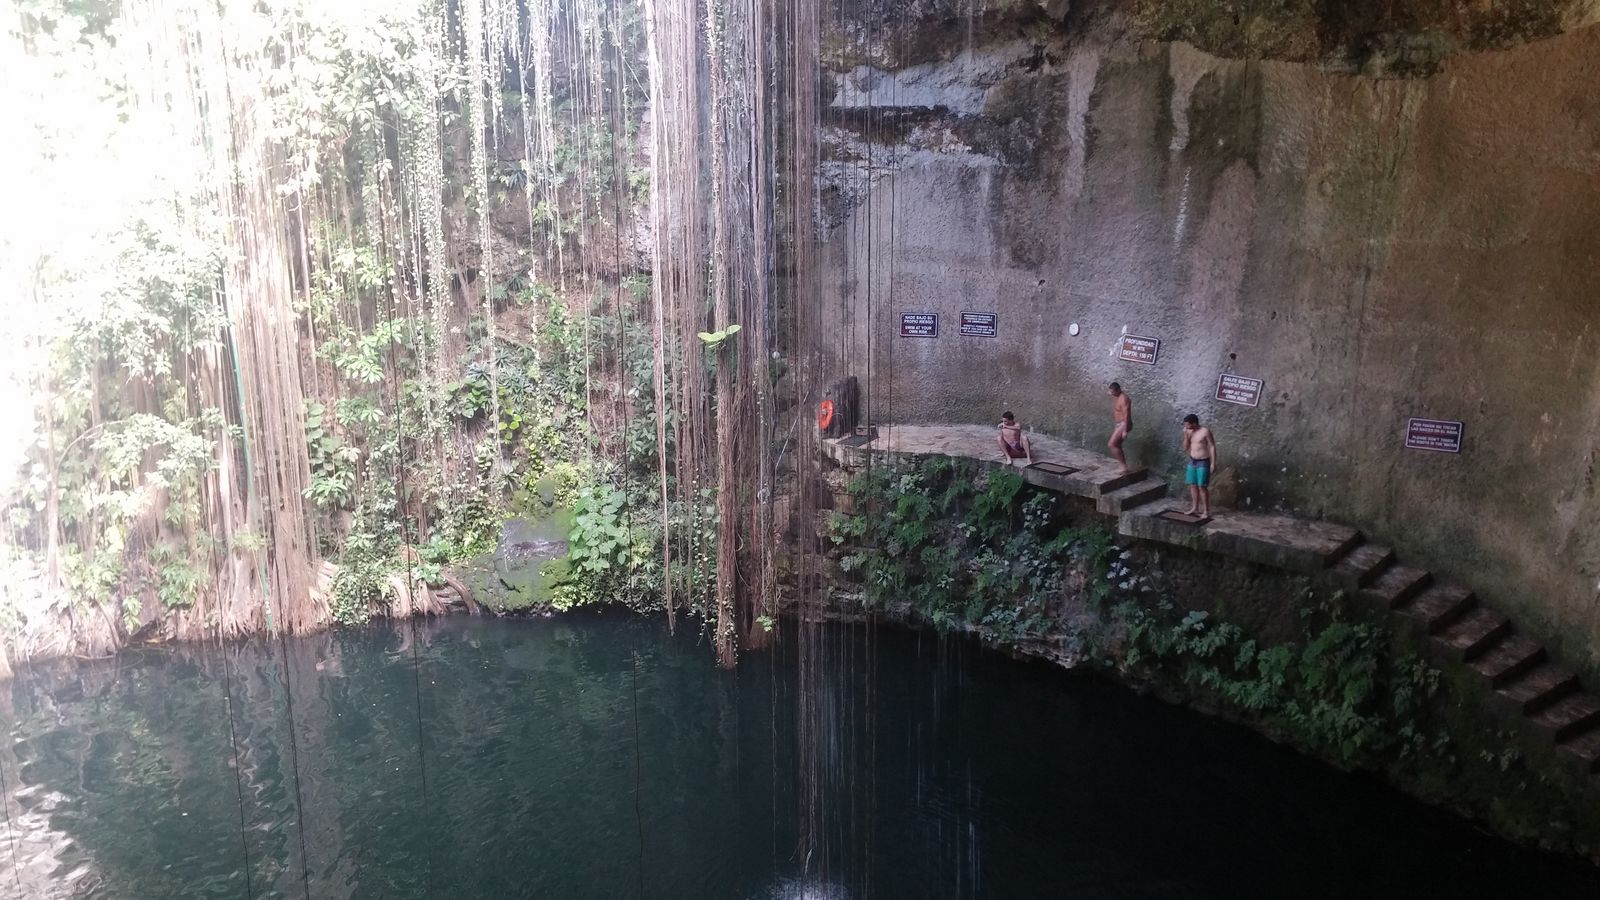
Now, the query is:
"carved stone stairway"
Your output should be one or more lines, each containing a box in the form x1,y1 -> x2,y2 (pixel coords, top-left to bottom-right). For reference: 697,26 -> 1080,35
822,423 -> 1600,777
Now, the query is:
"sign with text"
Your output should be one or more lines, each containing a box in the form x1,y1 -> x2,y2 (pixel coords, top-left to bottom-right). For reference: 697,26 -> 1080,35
1405,418 -> 1465,454
1118,334 -> 1161,366
959,311 -> 998,337
1215,374 -> 1264,408
900,312 -> 938,338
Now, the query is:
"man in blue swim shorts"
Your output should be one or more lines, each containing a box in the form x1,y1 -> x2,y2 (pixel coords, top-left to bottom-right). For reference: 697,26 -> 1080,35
1181,414 -> 1216,518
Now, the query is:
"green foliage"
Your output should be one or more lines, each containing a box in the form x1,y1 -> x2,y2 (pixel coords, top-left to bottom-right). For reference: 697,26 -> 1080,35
121,596 -> 143,634
66,549 -> 123,610
8,0 -> 664,645
696,323 -> 741,349
568,483 -> 634,575
148,543 -> 205,610
328,523 -> 396,628
831,457 -> 1116,642
316,317 -> 415,385
329,559 -> 389,628
1116,594 -> 1446,766
304,400 -> 358,510
829,456 -> 1464,795
557,481 -> 663,611
448,371 -> 494,420
628,167 -> 651,203
88,410 -> 223,530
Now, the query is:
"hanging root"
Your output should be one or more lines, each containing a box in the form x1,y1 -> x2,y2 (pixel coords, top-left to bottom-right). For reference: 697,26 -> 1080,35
386,572 -> 436,618
437,571 -> 481,615
308,560 -> 338,626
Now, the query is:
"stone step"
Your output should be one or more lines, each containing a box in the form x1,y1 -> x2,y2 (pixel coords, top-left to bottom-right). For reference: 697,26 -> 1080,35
1096,477 -> 1169,516
1091,466 -> 1149,495
1205,513 -> 1361,572
1493,662 -> 1580,716
1531,692 -> 1600,743
1557,726 -> 1600,774
1396,583 -> 1477,635
1357,563 -> 1432,611
1468,634 -> 1546,688
1330,542 -> 1394,589
1431,607 -> 1510,663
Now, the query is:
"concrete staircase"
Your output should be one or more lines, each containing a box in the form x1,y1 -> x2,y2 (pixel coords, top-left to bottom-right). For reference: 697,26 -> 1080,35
1333,536 -> 1600,776
821,424 -> 1600,778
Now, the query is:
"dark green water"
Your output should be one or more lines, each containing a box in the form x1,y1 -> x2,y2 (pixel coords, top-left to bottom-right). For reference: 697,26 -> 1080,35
3,612 -> 1598,899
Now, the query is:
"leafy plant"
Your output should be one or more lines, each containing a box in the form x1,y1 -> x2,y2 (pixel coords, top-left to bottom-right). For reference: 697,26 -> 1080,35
303,400 -> 357,510
1117,594 -> 1446,766
560,481 -> 663,609
696,323 -> 741,350
148,542 -> 204,610
569,483 -> 633,576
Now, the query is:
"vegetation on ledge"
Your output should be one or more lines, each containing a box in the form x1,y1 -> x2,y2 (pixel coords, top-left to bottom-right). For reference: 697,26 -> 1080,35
823,455 -> 1600,861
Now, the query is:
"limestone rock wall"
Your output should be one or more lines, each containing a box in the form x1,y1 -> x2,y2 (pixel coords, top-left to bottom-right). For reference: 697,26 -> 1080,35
817,25 -> 1600,668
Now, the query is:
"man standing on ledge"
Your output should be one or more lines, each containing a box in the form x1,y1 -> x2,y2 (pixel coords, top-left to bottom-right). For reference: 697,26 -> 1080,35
1182,414 -> 1217,518
1108,382 -> 1132,474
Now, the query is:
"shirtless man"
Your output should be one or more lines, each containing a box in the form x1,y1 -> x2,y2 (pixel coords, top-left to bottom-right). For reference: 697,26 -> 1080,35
1108,383 -> 1132,474
1181,414 -> 1217,518
997,411 -> 1033,465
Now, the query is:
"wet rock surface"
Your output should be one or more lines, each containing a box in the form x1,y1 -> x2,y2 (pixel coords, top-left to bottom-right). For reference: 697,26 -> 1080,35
457,517 -> 571,613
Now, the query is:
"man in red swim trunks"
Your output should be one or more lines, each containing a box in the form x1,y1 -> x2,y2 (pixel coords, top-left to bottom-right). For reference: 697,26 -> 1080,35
997,411 -> 1033,465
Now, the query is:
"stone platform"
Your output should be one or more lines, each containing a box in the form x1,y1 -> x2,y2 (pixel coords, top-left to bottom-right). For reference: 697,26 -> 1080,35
824,424 -> 1360,574
822,422 -> 1600,778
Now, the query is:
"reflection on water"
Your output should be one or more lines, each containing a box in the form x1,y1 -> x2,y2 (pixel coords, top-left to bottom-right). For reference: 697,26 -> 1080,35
0,612 -> 1596,899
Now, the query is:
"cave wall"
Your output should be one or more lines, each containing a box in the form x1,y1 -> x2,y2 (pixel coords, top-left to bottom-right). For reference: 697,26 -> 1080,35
817,25 -> 1600,668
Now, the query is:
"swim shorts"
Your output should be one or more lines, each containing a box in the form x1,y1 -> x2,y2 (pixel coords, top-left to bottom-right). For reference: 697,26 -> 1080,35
1186,459 -> 1211,486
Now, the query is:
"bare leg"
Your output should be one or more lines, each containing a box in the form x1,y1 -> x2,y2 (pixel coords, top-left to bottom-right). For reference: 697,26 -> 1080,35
1022,435 -> 1034,463
1185,484 -> 1199,516
1109,426 -> 1128,473
997,433 -> 1011,462
1198,486 -> 1210,518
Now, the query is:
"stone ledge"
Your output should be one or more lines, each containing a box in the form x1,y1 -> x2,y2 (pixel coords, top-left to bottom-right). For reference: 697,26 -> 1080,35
819,420 -> 1600,782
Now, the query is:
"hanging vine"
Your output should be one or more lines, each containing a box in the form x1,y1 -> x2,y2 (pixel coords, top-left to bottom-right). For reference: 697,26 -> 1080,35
3,0 -> 825,672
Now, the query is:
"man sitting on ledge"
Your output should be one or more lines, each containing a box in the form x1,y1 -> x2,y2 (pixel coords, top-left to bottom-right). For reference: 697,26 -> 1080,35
997,411 -> 1034,465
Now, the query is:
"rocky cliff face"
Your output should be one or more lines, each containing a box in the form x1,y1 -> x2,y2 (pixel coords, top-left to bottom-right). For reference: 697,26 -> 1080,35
816,11 -> 1600,669
823,1 -> 1600,73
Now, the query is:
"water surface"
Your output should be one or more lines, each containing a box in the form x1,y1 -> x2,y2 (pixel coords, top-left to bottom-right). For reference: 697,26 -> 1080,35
2,613 -> 1597,898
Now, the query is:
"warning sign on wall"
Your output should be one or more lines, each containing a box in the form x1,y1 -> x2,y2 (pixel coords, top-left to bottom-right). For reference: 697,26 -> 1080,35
1215,374 -> 1264,408
1118,334 -> 1160,365
899,313 -> 938,338
959,312 -> 998,337
1405,418 -> 1465,454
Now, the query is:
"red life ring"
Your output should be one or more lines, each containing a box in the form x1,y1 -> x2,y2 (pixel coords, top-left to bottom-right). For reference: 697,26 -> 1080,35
817,399 -> 835,431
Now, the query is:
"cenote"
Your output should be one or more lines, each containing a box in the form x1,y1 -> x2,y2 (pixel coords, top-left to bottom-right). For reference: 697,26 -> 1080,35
4,613 -> 1598,899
